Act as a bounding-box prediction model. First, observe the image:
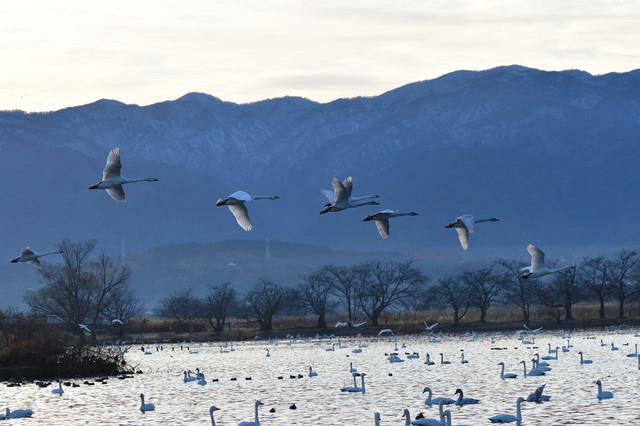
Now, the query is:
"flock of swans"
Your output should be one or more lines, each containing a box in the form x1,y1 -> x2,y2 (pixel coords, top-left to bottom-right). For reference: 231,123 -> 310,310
3,327 -> 640,424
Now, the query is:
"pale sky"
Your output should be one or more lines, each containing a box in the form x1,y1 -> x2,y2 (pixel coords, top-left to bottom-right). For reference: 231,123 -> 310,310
1,0 -> 638,112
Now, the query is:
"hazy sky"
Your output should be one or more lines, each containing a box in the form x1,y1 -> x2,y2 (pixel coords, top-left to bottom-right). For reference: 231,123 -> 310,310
1,0 -> 638,112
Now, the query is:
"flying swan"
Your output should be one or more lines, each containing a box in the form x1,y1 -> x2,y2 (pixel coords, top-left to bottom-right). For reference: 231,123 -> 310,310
520,244 -> 575,279
89,147 -> 158,202
216,191 -> 279,231
445,215 -> 500,250
320,177 -> 380,214
363,210 -> 419,239
10,247 -> 62,269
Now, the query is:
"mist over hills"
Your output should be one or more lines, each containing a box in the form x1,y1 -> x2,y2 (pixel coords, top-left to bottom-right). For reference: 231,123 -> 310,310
1,65 -> 638,307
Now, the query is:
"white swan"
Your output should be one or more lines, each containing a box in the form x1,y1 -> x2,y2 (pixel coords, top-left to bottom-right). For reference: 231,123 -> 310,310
520,244 -> 575,279
498,362 -> 517,379
488,397 -> 525,423
349,362 -> 357,373
445,215 -> 500,250
320,177 -> 380,214
627,343 -> 638,357
10,247 -> 62,269
460,353 -> 469,364
526,384 -> 551,402
320,176 -> 379,205
439,353 -> 450,365
340,373 -> 365,393
422,386 -> 455,405
308,366 -> 318,377
216,191 -> 279,231
183,370 -> 197,382
611,342 -> 619,351
363,210 -> 419,239
197,373 -> 207,385
51,380 -> 64,395
404,400 -> 446,425
520,360 -> 545,377
265,349 -> 270,357
595,380 -> 613,399
139,393 -> 155,412
454,388 -> 480,405
210,406 -> 219,426
238,400 -> 263,426
4,408 -> 34,419
579,351 -> 593,364
424,353 -> 435,365
89,147 -> 158,202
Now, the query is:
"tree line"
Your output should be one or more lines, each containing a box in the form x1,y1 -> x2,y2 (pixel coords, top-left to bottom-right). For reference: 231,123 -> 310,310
15,240 -> 640,337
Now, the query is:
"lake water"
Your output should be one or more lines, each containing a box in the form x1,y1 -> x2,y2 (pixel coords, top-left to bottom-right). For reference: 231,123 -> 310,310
1,328 -> 639,425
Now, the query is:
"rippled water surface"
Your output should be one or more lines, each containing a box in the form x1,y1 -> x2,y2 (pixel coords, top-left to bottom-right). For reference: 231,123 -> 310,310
2,329 -> 640,425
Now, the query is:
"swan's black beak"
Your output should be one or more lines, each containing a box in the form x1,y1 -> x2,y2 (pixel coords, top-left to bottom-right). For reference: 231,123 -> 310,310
10,258 -> 18,263
89,184 -> 99,190
215,199 -> 226,206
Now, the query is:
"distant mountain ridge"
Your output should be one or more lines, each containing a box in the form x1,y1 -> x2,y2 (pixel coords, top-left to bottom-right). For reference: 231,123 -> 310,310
0,65 -> 638,285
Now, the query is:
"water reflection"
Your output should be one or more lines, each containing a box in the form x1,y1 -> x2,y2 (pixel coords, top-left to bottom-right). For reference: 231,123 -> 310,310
0,330 -> 639,425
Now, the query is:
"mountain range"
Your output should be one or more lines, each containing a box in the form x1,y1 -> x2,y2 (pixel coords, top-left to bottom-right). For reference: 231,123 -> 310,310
1,65 -> 638,307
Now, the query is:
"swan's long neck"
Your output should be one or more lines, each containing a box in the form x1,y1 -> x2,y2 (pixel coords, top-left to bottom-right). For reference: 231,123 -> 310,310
210,409 -> 216,426
500,363 -> 505,377
254,402 -> 260,423
252,195 -> 278,200
597,382 -> 603,394
550,265 -> 575,273
516,399 -> 522,421
350,200 -> 379,207
404,409 -> 411,426
124,177 -> 156,184
360,374 -> 365,393
350,194 -> 378,202
521,361 -> 527,377
40,250 -> 61,257
579,352 -> 584,363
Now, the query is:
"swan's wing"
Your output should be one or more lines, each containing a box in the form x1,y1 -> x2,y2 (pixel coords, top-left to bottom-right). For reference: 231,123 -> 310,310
103,147 -> 122,180
228,191 -> 252,202
20,247 -> 35,256
527,244 -> 546,270
459,215 -> 475,233
455,227 -> 469,250
342,176 -> 353,199
374,219 -> 390,239
331,178 -> 348,203
27,258 -> 42,269
320,189 -> 334,203
228,203 -> 252,231
106,185 -> 126,202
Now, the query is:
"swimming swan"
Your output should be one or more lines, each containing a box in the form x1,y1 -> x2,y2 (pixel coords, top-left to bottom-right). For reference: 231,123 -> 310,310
238,400 -> 264,426
209,406 -> 219,425
489,397 -> 525,423
422,387 -> 455,405
340,373 -> 365,393
498,362 -> 517,379
308,366 -> 318,377
4,408 -> 34,419
51,380 -> 64,395
520,244 -> 575,279
454,388 -> 480,405
10,247 -> 63,269
139,393 -> 155,412
579,351 -> 593,364
520,360 -> 545,377
89,147 -> 158,202
404,400 -> 446,425
445,215 -> 500,250
320,177 -> 380,214
216,191 -> 279,231
595,380 -> 613,399
363,210 -> 418,239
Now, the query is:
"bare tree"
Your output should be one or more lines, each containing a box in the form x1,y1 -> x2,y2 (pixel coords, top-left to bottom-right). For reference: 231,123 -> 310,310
296,270 -> 337,329
496,258 -> 535,321
354,259 -> 426,326
203,283 -> 237,333
157,288 -> 202,332
532,266 -> 581,322
430,275 -> 472,324
322,265 -> 360,325
25,240 -> 98,342
580,256 -> 613,318
607,250 -> 640,318
461,267 -> 504,322
102,284 -> 142,337
245,278 -> 288,331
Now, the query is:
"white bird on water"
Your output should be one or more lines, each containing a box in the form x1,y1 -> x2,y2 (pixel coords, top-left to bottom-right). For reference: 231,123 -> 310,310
488,397 -> 525,423
139,393 -> 155,412
238,400 -> 264,426
51,380 -> 64,395
363,209 -> 419,239
10,247 -> 62,269
498,362 -> 517,379
216,191 -> 279,231
595,380 -> 613,399
4,408 -> 34,419
520,244 -> 575,279
89,147 -> 158,202
445,215 -> 500,250
319,177 -> 380,214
